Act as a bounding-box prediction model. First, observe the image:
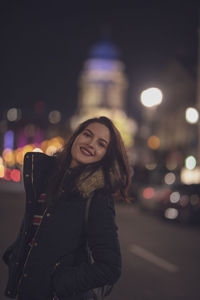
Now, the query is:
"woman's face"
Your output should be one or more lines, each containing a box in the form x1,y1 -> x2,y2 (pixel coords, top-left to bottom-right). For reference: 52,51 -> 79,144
70,122 -> 110,168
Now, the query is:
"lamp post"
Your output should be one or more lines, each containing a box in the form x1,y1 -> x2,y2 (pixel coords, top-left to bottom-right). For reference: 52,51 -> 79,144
140,87 -> 163,131
185,106 -> 199,163
139,87 -> 163,164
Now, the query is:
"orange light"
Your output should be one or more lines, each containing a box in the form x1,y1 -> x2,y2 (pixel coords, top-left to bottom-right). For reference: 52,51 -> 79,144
3,148 -> 15,166
45,145 -> 57,156
22,144 -> 34,156
10,169 -> 21,182
41,140 -> 48,152
15,148 -> 24,165
15,145 -> 34,165
147,136 -> 160,150
0,165 -> 4,178
41,137 -> 64,154
143,187 -> 155,199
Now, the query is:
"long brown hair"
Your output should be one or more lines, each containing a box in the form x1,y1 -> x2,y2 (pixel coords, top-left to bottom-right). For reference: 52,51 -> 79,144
48,116 -> 131,202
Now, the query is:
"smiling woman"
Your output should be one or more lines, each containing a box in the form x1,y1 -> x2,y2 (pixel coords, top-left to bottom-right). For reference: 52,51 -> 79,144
70,123 -> 110,167
3,116 -> 131,300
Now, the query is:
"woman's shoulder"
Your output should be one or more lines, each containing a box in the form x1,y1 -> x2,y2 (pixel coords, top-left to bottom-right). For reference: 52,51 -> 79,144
91,188 -> 115,212
23,152 -> 56,186
88,188 -> 117,231
23,152 -> 56,170
24,151 -> 55,162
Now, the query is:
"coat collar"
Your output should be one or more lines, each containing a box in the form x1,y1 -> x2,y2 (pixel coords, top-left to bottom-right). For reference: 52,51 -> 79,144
76,168 -> 105,198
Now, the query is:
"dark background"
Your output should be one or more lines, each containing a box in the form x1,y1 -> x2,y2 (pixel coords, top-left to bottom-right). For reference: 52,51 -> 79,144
0,0 -> 199,119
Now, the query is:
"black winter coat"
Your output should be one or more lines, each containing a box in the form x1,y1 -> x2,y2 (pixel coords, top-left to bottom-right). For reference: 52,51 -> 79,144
2,152 -> 122,300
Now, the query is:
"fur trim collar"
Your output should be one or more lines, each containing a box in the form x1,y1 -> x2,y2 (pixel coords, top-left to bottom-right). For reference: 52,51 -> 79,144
76,164 -> 120,198
76,168 -> 105,198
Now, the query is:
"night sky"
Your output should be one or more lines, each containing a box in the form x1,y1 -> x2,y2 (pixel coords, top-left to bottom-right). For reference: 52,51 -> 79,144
0,1 -> 199,120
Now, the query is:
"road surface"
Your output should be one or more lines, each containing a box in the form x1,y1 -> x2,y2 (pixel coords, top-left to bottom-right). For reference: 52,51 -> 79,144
0,185 -> 200,300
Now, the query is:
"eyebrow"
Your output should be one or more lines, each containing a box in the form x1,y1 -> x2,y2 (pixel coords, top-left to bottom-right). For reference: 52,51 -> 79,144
84,128 -> 109,144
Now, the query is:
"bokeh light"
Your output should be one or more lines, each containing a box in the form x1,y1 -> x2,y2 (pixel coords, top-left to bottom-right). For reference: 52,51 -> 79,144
7,108 -> 22,121
4,168 -> 11,181
41,140 -> 49,153
170,191 -> 180,203
15,148 -> 24,165
185,107 -> 199,124
0,165 -> 5,178
48,110 -> 61,124
46,145 -> 57,155
164,172 -> 176,185
24,124 -> 36,137
33,148 -> 43,153
143,187 -> 155,199
4,130 -> 14,149
3,149 -> 15,166
185,156 -> 196,170
147,135 -> 160,150
140,87 -> 163,108
181,167 -> 200,184
164,208 -> 178,220
22,145 -> 34,157
10,169 -> 21,182
41,137 -> 64,154
145,163 -> 157,170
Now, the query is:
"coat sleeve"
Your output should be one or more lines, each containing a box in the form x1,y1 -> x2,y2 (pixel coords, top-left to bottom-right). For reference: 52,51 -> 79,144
52,191 -> 122,297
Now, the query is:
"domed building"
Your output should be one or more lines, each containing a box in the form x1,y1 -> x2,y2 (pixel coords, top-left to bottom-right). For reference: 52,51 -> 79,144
77,40 -> 128,113
71,40 -> 137,148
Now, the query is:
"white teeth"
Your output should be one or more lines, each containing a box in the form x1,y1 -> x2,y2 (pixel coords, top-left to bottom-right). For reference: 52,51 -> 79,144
80,147 -> 93,156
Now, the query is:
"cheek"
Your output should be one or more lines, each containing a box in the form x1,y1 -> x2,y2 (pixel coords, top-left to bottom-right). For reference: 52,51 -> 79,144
97,148 -> 107,160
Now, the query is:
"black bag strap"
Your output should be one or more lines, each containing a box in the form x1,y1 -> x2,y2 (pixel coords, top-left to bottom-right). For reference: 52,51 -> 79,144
84,192 -> 94,229
84,192 -> 113,300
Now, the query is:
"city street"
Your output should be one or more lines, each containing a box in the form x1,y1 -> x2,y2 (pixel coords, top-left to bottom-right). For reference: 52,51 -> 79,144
1,187 -> 200,300
1,2 -> 200,300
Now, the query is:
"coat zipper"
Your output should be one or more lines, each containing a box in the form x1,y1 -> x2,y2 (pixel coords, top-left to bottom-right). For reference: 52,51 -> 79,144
16,154 -> 48,297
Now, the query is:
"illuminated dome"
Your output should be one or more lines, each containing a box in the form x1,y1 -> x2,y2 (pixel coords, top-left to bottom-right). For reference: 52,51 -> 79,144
89,40 -> 120,60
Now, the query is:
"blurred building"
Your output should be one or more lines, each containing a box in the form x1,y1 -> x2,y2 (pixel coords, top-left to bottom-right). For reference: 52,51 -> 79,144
137,56 -> 197,169
70,40 -> 137,149
157,58 -> 196,153
133,53 -> 199,190
77,40 -> 128,113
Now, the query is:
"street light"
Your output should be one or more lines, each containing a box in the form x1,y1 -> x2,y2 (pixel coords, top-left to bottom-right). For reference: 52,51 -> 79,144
139,87 -> 163,165
185,155 -> 196,170
185,107 -> 199,124
140,87 -> 163,108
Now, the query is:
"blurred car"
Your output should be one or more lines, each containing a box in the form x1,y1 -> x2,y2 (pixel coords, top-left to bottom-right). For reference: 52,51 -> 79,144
138,184 -> 169,212
138,183 -> 200,224
157,184 -> 200,224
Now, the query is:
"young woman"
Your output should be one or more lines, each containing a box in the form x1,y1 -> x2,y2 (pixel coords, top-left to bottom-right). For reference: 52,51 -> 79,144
3,116 -> 131,300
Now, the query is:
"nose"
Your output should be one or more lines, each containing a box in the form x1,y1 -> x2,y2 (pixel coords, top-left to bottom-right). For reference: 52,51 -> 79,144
87,139 -> 96,148
87,142 -> 94,149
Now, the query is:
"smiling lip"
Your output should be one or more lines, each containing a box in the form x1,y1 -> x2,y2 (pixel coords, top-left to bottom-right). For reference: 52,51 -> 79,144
80,146 -> 94,156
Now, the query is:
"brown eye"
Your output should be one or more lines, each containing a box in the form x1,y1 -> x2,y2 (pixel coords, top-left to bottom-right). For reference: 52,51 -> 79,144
98,142 -> 106,148
83,132 -> 90,137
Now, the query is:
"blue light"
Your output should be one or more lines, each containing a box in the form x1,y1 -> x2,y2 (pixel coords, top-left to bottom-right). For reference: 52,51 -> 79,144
89,41 -> 120,60
87,59 -> 118,71
4,130 -> 14,149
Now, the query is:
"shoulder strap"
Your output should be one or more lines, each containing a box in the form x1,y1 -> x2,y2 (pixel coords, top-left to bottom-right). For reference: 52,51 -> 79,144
84,192 -> 94,230
84,191 -> 113,299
